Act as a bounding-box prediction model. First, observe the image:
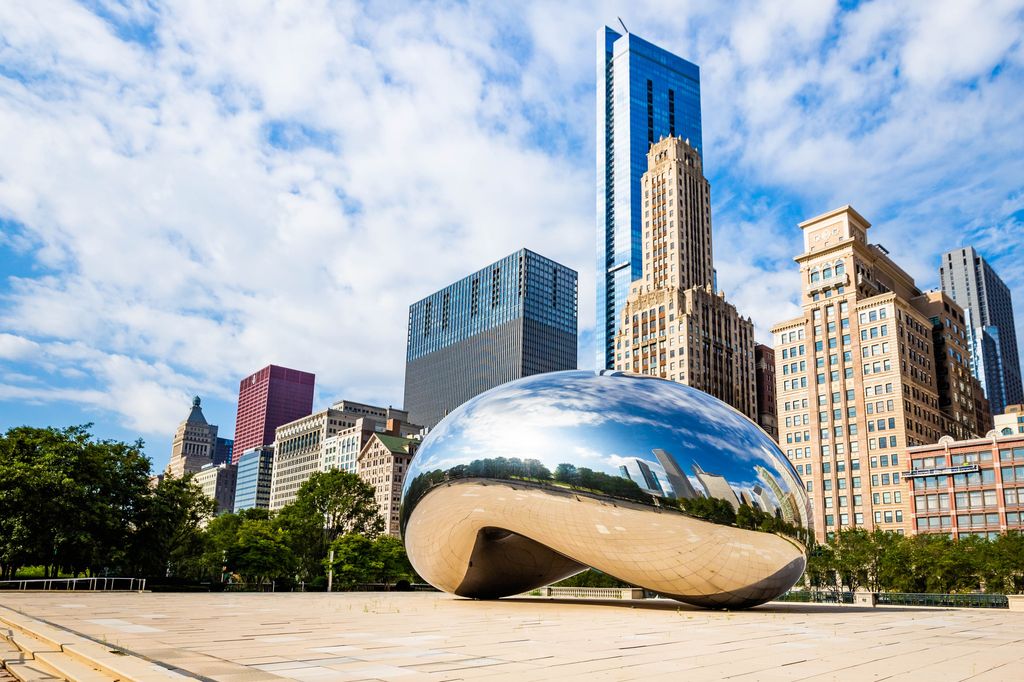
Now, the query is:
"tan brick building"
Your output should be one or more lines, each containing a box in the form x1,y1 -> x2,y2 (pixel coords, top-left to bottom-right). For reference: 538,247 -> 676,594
269,401 -> 419,510
357,434 -> 420,537
755,344 -> 778,439
193,462 -> 237,516
772,206 -> 988,541
914,291 -> 986,440
166,396 -> 218,478
613,136 -> 756,418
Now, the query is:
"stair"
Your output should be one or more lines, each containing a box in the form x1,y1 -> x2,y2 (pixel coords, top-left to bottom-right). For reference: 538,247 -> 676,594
0,606 -> 187,681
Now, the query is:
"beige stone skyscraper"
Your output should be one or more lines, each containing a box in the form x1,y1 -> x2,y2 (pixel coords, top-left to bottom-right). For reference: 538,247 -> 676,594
772,206 -> 988,541
166,396 -> 217,478
613,136 -> 756,418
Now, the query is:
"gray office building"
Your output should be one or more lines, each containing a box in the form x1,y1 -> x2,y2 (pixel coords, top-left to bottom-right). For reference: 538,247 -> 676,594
404,248 -> 578,429
940,246 -> 1022,414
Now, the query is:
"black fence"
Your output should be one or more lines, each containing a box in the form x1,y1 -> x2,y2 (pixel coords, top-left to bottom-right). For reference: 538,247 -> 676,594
876,592 -> 1009,609
777,590 -> 1009,608
775,590 -> 855,604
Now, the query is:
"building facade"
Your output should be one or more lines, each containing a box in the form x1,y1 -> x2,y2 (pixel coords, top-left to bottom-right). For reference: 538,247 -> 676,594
167,396 -> 218,478
612,137 -> 756,418
194,462 -> 237,515
971,375 -> 994,435
772,206 -> 970,540
755,344 -> 778,439
323,414 -> 421,474
404,249 -> 577,429
597,26 -> 702,369
269,402 -> 418,509
357,433 -> 420,537
995,405 -> 1024,436
914,291 -> 986,440
233,364 -> 315,463
906,432 -> 1024,539
233,445 -> 274,512
940,246 -> 1023,415
213,437 -> 233,466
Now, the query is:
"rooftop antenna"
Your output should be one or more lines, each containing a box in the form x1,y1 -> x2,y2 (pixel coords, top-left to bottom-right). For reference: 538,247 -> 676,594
617,17 -> 629,34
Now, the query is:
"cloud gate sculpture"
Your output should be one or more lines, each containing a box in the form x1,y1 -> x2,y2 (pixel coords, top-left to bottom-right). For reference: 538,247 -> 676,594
400,370 -> 811,609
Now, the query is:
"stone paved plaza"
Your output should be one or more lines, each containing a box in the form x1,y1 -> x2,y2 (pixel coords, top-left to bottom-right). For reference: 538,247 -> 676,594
2,592 -> 1023,681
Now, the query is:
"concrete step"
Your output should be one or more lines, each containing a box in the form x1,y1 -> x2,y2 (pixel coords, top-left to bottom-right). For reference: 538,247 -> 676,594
33,651 -> 113,682
1,659 -> 62,682
0,606 -> 183,681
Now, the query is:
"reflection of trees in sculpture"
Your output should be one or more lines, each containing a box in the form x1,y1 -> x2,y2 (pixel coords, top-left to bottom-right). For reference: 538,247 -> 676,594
679,496 -> 807,542
401,458 -> 805,542
680,496 -> 736,525
551,462 -> 652,502
400,458 -> 652,521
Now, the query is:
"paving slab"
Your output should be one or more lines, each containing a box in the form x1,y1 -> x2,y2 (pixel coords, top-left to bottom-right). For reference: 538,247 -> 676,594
1,593 -> 1023,681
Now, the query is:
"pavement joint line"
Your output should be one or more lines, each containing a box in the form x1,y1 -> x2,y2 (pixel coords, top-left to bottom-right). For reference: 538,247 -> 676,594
0,607 -> 236,682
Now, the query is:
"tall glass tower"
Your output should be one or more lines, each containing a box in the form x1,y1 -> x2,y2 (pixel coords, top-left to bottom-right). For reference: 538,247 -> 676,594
404,249 -> 578,428
597,26 -> 702,369
940,246 -> 1023,414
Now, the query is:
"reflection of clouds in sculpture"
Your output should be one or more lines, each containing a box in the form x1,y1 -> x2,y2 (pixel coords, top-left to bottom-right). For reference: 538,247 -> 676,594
401,370 -> 810,609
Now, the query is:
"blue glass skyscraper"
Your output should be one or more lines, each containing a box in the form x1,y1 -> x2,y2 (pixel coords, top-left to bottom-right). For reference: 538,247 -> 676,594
597,26 -> 702,368
940,246 -> 1023,414
404,249 -> 578,428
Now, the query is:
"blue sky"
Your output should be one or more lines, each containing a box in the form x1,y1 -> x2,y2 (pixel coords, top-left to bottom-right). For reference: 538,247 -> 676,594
2,0 -> 1023,473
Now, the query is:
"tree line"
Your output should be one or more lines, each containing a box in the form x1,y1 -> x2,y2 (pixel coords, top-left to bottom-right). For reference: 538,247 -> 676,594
805,528 -> 1024,594
0,425 -> 413,588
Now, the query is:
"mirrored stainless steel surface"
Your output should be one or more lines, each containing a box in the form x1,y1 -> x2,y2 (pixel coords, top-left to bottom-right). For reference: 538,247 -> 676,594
400,370 -> 811,609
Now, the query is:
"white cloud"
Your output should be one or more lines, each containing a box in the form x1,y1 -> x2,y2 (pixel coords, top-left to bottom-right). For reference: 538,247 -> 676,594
0,333 -> 39,361
0,0 -> 1022,452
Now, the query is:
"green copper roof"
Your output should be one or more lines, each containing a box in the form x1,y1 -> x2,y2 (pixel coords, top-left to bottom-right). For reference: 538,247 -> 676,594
374,433 -> 416,454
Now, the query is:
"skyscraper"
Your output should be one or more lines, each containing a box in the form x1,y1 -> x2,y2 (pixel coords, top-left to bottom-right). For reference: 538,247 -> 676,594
612,137 -> 757,419
166,396 -> 218,478
597,26 -> 702,368
404,248 -> 578,428
772,206 -> 986,540
233,445 -> 274,512
939,247 -> 1023,414
755,344 -> 779,439
233,364 -> 315,463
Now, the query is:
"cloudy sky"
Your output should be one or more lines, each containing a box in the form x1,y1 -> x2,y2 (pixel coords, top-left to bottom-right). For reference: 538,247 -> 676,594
2,0 -> 1023,472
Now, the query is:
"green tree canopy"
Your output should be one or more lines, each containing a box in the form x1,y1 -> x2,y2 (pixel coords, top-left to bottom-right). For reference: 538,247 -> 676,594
0,425 -> 152,579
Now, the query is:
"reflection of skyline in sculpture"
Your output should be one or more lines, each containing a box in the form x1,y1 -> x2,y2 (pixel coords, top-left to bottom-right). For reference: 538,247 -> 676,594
693,462 -> 741,510
755,464 -> 801,526
635,459 -> 664,494
751,484 -> 778,516
653,448 -> 698,500
400,370 -> 810,609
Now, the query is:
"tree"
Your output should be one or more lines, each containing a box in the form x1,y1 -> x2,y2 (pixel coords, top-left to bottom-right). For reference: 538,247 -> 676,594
804,544 -> 839,594
277,470 -> 383,581
128,474 -> 214,577
373,535 -> 414,586
326,534 -> 378,589
226,520 -> 293,585
325,534 -> 415,589
0,425 -> 151,579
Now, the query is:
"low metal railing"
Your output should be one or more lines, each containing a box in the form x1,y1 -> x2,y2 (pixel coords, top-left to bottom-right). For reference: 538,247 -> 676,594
0,577 -> 146,591
530,586 -> 645,599
877,592 -> 1008,609
775,590 -> 855,604
778,590 -> 1009,608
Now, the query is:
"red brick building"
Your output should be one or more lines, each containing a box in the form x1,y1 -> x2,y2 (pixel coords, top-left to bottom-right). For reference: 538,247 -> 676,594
906,431 -> 1024,539
233,364 -> 315,463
